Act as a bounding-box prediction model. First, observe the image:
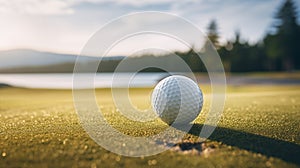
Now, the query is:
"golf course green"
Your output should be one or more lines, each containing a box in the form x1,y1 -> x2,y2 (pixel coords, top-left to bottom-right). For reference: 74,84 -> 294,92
0,84 -> 299,167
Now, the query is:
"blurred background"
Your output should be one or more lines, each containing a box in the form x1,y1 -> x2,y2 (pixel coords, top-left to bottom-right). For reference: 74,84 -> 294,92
0,0 -> 300,88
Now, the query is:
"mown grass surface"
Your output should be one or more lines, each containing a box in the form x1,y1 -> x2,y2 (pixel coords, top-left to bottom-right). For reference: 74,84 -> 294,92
0,85 -> 299,168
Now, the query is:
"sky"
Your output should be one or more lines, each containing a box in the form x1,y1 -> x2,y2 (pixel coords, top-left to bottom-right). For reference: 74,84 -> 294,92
0,0 -> 299,56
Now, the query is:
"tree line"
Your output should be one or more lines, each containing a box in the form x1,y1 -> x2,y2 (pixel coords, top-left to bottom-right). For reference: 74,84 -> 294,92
205,0 -> 300,72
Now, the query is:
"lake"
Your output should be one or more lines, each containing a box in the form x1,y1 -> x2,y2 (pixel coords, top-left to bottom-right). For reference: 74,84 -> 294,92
1,72 -> 299,89
0,73 -> 174,89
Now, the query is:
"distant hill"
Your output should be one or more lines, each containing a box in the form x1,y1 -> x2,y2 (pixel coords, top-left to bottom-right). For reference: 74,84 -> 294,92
0,49 -> 76,68
0,49 -> 125,73
0,83 -> 11,88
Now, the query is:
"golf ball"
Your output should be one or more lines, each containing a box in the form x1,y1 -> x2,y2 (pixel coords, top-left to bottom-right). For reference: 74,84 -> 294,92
151,75 -> 203,125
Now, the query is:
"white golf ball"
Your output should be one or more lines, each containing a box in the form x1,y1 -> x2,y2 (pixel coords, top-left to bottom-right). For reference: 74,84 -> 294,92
151,75 -> 203,125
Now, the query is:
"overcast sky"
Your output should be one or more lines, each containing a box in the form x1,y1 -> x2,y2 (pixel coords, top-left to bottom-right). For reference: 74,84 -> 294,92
0,0 -> 299,56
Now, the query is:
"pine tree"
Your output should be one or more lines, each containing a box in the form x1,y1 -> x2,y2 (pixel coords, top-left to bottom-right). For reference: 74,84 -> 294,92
274,0 -> 300,70
275,0 -> 298,35
207,20 -> 220,49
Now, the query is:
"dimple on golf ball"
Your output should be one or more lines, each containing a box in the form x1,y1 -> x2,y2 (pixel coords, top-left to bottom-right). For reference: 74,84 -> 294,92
151,75 -> 203,125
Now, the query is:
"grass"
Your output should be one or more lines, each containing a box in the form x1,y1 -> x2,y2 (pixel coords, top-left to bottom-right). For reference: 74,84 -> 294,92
0,85 -> 299,168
